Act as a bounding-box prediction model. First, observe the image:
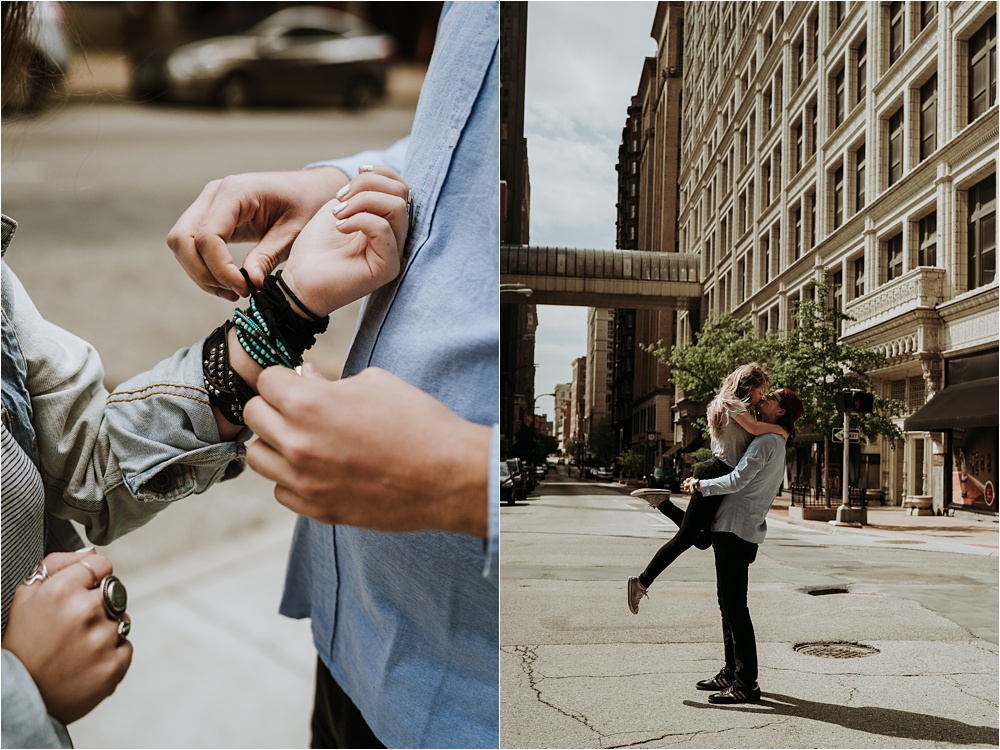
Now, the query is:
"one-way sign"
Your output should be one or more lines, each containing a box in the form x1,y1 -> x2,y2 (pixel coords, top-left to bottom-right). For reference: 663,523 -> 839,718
832,428 -> 860,443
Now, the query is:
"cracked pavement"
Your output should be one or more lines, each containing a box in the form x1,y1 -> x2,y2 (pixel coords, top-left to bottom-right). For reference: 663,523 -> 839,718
500,472 -> 999,748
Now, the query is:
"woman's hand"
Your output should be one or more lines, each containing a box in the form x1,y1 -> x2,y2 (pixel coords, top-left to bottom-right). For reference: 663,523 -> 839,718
280,166 -> 411,318
1,551 -> 132,725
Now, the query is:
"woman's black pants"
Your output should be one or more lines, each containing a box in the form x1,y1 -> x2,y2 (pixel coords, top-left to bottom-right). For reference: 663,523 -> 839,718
638,457 -> 732,588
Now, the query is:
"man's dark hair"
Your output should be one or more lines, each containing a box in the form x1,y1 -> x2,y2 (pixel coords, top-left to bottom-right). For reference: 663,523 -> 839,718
773,388 -> 804,441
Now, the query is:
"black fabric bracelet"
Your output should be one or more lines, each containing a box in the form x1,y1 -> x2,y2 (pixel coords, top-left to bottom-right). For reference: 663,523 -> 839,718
239,269 -> 329,358
203,321 -> 256,426
275,270 -> 326,323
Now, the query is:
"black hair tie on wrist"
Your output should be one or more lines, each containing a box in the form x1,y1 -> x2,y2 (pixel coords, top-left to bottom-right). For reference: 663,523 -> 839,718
275,270 -> 326,323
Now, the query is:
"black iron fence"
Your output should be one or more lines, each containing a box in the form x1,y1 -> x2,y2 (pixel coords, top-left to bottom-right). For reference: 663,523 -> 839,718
790,485 -> 882,508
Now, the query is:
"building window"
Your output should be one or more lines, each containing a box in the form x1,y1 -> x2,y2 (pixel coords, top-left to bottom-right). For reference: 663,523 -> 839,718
769,307 -> 780,332
761,233 -> 771,286
793,205 -> 802,260
833,2 -> 846,30
762,159 -> 771,207
855,144 -> 866,212
918,211 -> 937,267
833,66 -> 846,128
920,1 -> 937,30
968,173 -> 996,289
920,74 -> 937,161
888,107 -> 904,186
853,255 -> 866,298
807,100 -> 817,156
764,85 -> 773,131
969,16 -> 997,123
793,119 -> 803,173
833,166 -> 844,229
795,37 -> 804,87
809,190 -> 817,247
886,233 -> 904,282
832,270 -> 844,336
856,38 -> 867,105
889,1 -> 906,66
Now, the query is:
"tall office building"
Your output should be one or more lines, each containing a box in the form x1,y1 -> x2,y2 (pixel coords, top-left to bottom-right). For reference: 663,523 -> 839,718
675,1 -> 996,514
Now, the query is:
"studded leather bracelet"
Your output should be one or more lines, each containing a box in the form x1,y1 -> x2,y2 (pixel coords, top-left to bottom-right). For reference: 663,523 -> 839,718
203,321 -> 256,426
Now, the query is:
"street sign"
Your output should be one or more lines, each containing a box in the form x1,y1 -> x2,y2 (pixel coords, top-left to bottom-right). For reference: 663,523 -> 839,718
831,428 -> 860,443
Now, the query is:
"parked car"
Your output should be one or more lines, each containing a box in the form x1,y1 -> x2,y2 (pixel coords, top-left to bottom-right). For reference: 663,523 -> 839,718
147,6 -> 395,109
595,467 -> 613,480
500,461 -> 515,505
646,466 -> 668,489
505,458 -> 527,502
534,464 -> 546,480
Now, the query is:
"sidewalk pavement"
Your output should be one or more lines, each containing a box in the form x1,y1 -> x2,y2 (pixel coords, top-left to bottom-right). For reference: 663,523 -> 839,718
618,483 -> 999,556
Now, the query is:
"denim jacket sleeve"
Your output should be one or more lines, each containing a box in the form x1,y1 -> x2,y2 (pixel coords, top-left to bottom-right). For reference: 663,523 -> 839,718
1,650 -> 71,748
5,266 -> 245,545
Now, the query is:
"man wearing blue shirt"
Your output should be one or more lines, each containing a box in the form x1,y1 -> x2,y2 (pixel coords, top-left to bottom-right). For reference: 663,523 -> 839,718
166,3 -> 499,746
683,389 -> 803,705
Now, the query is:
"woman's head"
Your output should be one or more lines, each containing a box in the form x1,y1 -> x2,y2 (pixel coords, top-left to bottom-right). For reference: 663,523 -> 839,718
723,363 -> 770,406
707,363 -> 771,439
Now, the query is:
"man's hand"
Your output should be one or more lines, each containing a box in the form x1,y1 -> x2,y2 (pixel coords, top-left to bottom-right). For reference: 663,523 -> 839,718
682,477 -> 698,494
2,551 -> 132,725
243,365 -> 490,538
166,168 -> 348,301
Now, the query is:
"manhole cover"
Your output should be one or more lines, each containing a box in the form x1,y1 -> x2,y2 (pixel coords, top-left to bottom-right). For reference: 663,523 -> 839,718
794,642 -> 880,659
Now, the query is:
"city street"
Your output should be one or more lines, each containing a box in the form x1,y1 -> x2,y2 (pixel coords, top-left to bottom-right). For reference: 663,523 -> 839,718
500,471 -> 999,749
2,97 -> 417,747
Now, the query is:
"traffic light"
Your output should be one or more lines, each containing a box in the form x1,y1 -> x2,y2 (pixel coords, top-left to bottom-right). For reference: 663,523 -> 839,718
835,390 -> 874,413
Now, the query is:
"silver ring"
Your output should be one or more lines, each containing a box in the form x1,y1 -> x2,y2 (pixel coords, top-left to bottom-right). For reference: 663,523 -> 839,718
101,575 -> 128,620
23,562 -> 49,586
77,559 -> 100,588
117,618 -> 131,643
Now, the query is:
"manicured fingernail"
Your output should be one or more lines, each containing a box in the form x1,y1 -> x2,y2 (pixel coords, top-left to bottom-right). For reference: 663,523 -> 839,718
336,184 -> 350,199
358,164 -> 374,173
331,201 -> 347,215
335,218 -> 347,228
76,546 -> 95,554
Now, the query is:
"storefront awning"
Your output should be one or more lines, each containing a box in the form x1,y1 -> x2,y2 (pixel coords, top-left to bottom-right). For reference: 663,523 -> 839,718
663,444 -> 682,457
904,377 -> 999,431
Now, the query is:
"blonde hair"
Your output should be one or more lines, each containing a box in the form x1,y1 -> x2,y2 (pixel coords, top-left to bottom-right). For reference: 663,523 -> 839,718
707,363 -> 770,441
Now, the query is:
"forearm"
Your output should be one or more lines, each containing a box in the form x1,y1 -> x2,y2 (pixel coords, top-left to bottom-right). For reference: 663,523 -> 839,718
434,422 -> 492,539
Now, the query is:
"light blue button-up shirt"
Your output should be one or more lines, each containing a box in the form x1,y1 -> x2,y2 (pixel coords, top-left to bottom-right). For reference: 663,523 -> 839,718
701,433 -> 786,545
279,3 -> 499,747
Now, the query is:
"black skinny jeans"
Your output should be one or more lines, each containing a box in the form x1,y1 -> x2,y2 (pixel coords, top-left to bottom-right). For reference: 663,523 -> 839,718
638,457 -> 732,588
712,531 -> 760,688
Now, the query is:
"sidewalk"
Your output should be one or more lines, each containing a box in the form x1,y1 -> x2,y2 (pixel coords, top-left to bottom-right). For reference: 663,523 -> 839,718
619,483 -> 999,555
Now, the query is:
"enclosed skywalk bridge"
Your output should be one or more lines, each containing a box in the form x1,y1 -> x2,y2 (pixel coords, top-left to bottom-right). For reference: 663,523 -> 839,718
500,244 -> 702,309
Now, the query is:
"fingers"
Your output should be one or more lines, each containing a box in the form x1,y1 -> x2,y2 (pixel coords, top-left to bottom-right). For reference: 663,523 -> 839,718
249,365 -> 324,416
167,180 -> 243,301
41,551 -> 113,589
337,167 -> 409,202
245,436 -> 299,489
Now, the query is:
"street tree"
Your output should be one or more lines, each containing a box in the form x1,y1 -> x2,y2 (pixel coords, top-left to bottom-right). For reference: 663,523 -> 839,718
617,448 -> 645,479
588,416 -> 617,465
644,277 -> 904,495
769,277 -> 904,492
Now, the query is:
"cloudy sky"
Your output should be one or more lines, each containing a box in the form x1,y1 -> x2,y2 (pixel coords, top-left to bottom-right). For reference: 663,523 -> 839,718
523,2 -> 657,421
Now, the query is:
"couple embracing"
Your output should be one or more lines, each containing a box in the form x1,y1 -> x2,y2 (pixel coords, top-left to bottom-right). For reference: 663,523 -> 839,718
628,363 -> 804,705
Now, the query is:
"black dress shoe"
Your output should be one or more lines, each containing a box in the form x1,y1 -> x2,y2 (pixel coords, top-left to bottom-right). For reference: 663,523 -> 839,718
708,683 -> 761,704
695,668 -> 734,691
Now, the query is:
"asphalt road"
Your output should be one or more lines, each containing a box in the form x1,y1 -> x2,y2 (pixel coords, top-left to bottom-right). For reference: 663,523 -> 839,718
501,471 -> 999,749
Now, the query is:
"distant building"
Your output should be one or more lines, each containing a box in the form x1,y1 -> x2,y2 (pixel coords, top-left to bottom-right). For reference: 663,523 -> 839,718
585,308 -> 614,440
554,382 -> 573,453
570,357 -> 587,458
675,1 -> 997,514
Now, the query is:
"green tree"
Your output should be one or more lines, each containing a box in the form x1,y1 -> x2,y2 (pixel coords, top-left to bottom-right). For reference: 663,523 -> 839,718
644,276 -> 904,494
770,277 -> 904,491
618,448 -> 645,478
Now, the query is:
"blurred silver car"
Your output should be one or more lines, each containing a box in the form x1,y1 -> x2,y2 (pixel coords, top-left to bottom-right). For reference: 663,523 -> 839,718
161,6 -> 395,108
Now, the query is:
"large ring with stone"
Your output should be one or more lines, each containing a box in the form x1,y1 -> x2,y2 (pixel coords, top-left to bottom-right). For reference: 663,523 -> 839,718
117,617 -> 132,643
101,575 -> 128,620
23,562 -> 49,586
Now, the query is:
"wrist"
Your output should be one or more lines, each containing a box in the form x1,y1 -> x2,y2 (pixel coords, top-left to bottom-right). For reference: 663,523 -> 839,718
279,268 -> 330,319
437,422 -> 491,538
